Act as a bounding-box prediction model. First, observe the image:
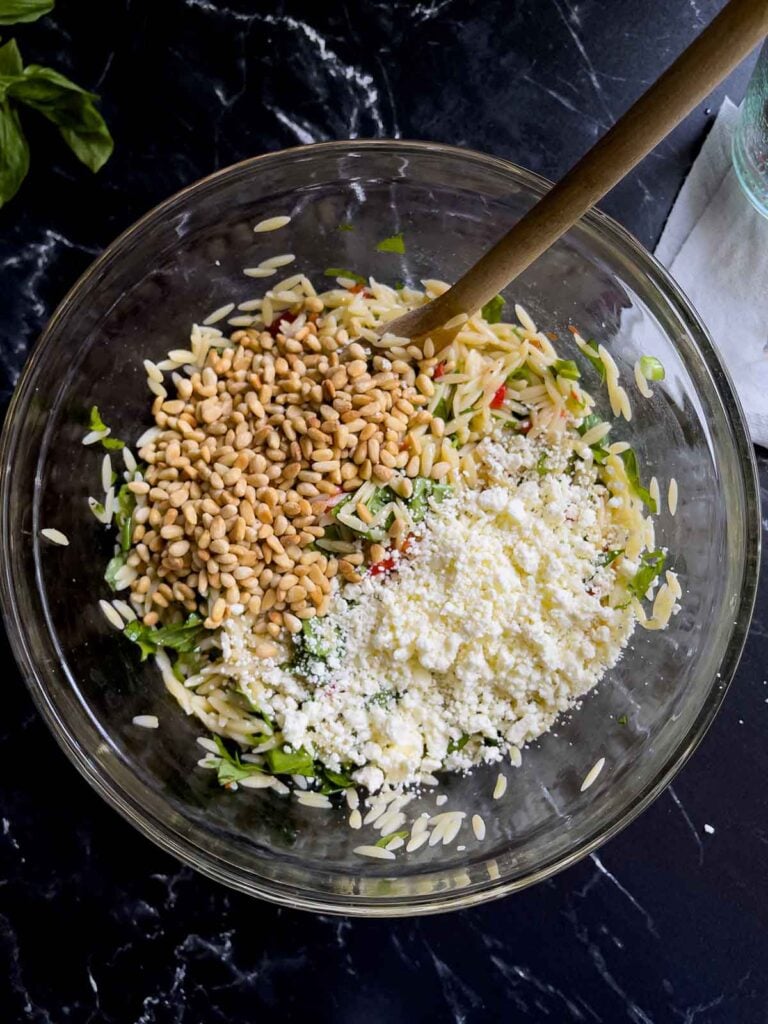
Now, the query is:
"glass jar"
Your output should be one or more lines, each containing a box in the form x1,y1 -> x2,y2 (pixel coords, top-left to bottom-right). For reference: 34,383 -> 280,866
733,40 -> 768,217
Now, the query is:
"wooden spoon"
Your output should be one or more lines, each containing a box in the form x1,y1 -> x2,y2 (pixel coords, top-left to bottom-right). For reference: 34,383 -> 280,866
379,0 -> 768,343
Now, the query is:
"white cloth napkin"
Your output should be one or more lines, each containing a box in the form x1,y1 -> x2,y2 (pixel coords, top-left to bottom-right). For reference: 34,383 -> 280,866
655,98 -> 768,448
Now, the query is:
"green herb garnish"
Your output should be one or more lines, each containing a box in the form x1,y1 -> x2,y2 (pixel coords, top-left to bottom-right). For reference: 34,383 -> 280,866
617,714 -> 628,726
291,617 -> 345,681
124,612 -> 207,662
368,689 -> 396,708
627,549 -> 666,600
551,359 -> 580,381
481,294 -> 505,324
639,355 -> 665,381
0,33 -> 113,208
323,267 -> 366,285
375,232 -> 405,254
316,766 -> 355,794
620,448 -> 656,512
88,406 -> 125,450
506,365 -> 538,385
536,453 -> 549,476
337,222 -> 354,232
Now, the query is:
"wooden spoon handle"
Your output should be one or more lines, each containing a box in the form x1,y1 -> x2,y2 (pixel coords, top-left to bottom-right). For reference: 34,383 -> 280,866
388,0 -> 768,339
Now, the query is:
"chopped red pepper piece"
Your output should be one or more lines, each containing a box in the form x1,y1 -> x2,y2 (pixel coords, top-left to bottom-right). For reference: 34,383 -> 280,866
433,361 -> 446,380
266,310 -> 297,338
369,555 -> 397,577
490,384 -> 506,409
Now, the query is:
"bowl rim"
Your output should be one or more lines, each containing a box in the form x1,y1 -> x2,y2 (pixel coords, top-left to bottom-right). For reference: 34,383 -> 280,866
0,138 -> 761,916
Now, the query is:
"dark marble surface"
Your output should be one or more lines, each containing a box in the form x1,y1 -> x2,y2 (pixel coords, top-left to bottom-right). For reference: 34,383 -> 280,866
1,1 -> 766,1021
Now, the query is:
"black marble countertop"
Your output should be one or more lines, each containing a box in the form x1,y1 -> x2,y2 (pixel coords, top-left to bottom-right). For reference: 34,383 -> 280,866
1,2 -> 767,1021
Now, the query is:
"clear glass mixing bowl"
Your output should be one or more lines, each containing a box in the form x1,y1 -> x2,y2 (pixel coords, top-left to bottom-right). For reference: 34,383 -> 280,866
0,142 -> 759,916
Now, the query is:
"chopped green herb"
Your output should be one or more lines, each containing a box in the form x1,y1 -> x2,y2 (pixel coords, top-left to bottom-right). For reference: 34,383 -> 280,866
639,355 -> 665,381
337,222 -> 354,232
265,746 -> 315,777
552,359 -> 580,381
617,714 -> 628,726
481,294 -> 505,324
620,449 -> 656,512
407,477 -> 451,523
88,498 -> 106,519
101,436 -> 125,451
375,232 -> 405,254
394,280 -> 405,290
124,612 -> 207,662
506,365 -> 538,385
375,830 -> 408,848
104,554 -> 125,591
536,453 -> 549,476
291,617 -> 345,681
323,267 -> 366,285
368,689 -> 396,708
627,549 -> 666,600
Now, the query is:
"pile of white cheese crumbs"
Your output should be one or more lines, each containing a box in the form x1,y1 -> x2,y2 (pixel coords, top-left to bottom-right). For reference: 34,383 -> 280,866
219,433 -> 635,789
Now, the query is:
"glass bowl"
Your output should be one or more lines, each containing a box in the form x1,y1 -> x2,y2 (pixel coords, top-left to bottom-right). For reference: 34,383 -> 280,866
0,141 -> 760,916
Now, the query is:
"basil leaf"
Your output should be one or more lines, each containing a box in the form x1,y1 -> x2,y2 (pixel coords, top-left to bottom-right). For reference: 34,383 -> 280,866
323,267 -> 365,285
481,294 -> 504,324
0,0 -> 54,25
620,449 -> 656,512
7,65 -> 113,172
0,92 -> 28,207
0,37 -> 22,75
104,554 -> 125,591
376,232 -> 405,254
552,359 -> 580,380
627,549 -> 666,600
639,355 -> 665,381
265,746 -> 315,777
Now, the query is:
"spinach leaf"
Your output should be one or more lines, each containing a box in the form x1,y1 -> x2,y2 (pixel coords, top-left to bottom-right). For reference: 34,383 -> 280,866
0,0 -> 54,25
291,617 -> 345,681
481,294 -> 504,324
596,549 -> 623,567
0,90 -> 28,206
620,448 -> 656,512
376,232 -> 405,254
627,549 -> 666,600
265,746 -> 315,777
447,733 -> 470,754
212,735 -> 266,787
124,613 -> 207,662
407,477 -> 450,523
317,766 -> 355,794
551,359 -> 580,380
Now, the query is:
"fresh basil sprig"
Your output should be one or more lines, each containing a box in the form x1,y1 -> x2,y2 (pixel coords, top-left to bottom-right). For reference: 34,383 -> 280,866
0,0 -> 53,25
0,36 -> 113,207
